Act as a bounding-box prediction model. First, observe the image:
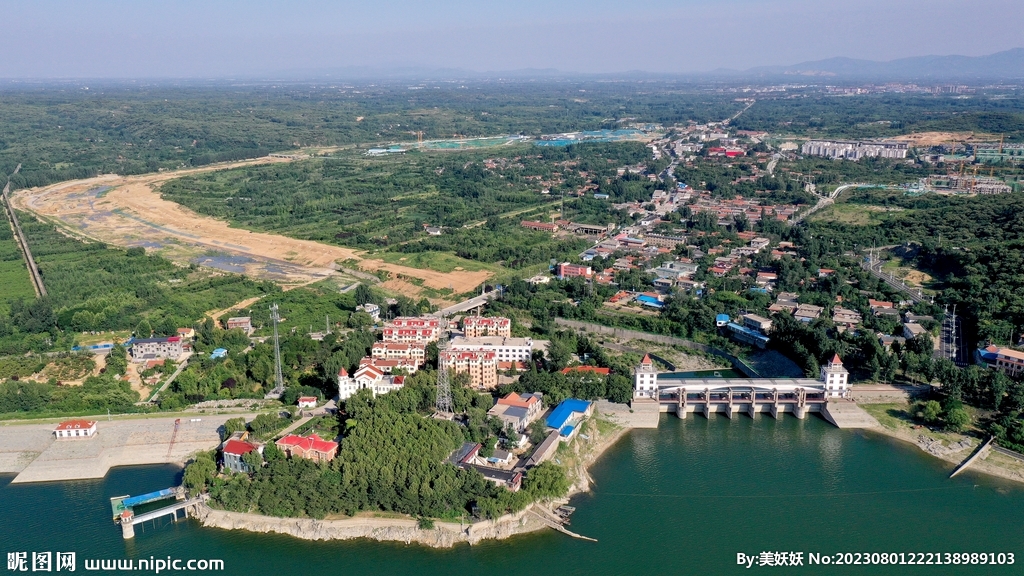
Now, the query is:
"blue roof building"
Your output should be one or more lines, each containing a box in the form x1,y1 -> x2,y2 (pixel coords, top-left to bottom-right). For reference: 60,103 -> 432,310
546,399 -> 593,438
716,313 -> 731,327
637,295 -> 664,309
210,348 -> 228,359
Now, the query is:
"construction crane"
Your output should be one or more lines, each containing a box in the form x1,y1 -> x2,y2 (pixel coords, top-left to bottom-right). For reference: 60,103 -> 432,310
165,418 -> 180,458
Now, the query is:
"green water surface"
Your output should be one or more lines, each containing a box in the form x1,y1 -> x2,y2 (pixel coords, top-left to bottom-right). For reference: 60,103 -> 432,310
2,416 -> 1021,575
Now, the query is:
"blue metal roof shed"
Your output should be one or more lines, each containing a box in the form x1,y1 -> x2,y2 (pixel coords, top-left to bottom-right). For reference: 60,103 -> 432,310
546,399 -> 593,431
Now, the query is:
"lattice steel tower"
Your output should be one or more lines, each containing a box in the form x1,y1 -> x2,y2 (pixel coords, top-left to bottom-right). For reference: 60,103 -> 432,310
268,303 -> 285,398
435,339 -> 454,415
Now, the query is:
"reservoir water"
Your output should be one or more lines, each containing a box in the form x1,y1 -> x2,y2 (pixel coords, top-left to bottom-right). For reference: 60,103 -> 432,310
3,416 -> 1022,575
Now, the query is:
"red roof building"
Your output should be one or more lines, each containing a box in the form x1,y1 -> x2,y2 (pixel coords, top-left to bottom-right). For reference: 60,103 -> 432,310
276,434 -> 339,463
462,316 -> 512,338
560,366 -> 611,376
222,439 -> 258,456
54,419 -> 97,439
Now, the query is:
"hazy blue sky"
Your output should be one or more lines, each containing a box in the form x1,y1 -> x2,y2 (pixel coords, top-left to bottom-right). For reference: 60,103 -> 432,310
1,0 -> 1021,78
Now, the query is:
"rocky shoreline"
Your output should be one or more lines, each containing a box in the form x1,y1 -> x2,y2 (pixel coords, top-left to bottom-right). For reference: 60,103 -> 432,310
193,409 -> 636,548
863,423 -> 1024,485
194,504 -> 549,548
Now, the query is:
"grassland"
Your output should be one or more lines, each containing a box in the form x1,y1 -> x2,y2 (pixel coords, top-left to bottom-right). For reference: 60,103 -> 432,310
374,251 -> 499,274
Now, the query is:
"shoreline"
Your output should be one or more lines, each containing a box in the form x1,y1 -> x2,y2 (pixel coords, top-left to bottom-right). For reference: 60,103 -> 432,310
195,406 -> 638,548
858,416 -> 1024,486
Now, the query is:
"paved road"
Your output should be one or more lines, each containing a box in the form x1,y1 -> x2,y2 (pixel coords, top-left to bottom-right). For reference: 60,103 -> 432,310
861,252 -> 926,304
792,183 -> 864,224
431,290 -> 497,317
938,308 -> 968,367
147,357 -> 192,403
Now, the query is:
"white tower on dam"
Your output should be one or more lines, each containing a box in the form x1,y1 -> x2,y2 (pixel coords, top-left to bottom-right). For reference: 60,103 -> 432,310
820,354 -> 849,398
633,354 -> 658,399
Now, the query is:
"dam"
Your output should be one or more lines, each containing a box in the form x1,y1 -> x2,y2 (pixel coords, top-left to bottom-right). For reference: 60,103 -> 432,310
630,353 -> 878,429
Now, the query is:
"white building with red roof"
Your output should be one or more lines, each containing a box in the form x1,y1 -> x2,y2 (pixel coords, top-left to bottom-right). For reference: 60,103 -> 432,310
338,364 -> 407,401
275,433 -> 338,463
633,354 -> 658,399
297,396 -> 318,409
462,316 -> 512,338
440,349 -> 498,389
54,419 -> 97,439
371,341 -> 426,366
820,354 -> 850,398
380,317 -> 443,344
359,356 -> 419,374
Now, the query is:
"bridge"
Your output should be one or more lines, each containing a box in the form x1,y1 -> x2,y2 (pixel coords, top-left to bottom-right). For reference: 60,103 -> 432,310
644,378 -> 829,420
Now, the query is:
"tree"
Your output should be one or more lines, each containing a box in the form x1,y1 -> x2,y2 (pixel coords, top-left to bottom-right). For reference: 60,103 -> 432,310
106,344 -> 128,377
221,417 -> 247,440
135,318 -> 153,338
919,400 -> 942,423
241,448 -> 264,472
354,283 -> 376,305
347,311 -> 373,329
183,452 -> 217,493
945,406 -> 970,432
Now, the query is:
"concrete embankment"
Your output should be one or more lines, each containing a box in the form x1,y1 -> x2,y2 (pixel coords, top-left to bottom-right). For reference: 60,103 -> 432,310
2,414 -> 256,483
193,504 -> 547,548
821,400 -> 880,429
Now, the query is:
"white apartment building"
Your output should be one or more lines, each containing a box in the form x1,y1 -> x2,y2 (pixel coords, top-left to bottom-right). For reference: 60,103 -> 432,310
449,336 -> 533,364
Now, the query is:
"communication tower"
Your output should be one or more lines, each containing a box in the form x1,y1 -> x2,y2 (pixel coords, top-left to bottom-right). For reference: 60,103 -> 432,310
266,303 -> 285,398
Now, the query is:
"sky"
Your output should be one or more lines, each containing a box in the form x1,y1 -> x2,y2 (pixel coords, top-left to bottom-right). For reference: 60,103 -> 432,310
1,0 -> 1022,78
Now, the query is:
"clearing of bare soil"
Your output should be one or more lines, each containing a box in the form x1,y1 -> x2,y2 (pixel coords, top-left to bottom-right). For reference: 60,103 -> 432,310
11,158 -> 490,300
888,131 -> 998,147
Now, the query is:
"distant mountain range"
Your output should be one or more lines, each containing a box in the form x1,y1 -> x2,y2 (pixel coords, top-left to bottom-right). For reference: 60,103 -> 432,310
737,48 -> 1024,81
281,49 -> 1024,83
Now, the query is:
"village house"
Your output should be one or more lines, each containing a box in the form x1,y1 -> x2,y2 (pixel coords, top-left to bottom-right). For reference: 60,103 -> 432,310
546,398 -> 594,440
487,392 -> 544,432
903,323 -> 929,340
356,303 -> 381,322
832,307 -> 863,329
54,419 -> 97,439
275,433 -> 338,463
448,443 -> 523,491
296,396 -> 318,409
226,317 -> 253,335
221,435 -> 262,474
793,303 -> 824,322
130,336 -> 183,362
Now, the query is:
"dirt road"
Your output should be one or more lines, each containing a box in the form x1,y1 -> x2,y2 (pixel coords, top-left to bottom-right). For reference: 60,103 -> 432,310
11,158 -> 491,298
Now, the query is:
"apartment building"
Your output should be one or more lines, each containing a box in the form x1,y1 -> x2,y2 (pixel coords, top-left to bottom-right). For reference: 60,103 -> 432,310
449,336 -> 533,364
380,317 -> 443,344
462,316 -> 512,338
131,336 -> 183,362
440,349 -> 498,389
371,341 -> 426,365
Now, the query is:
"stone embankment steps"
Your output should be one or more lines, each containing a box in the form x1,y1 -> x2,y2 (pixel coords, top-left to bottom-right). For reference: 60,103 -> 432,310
820,399 -> 881,429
